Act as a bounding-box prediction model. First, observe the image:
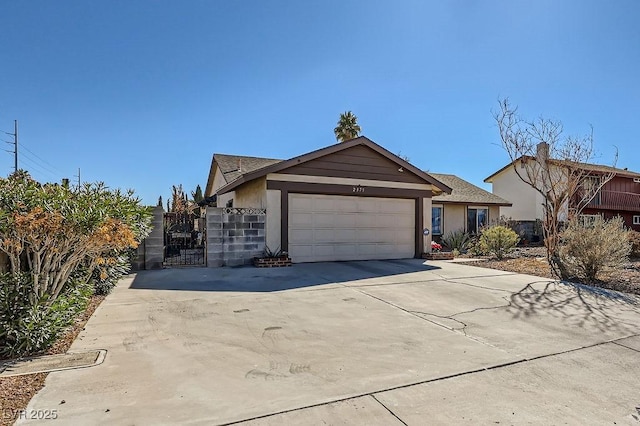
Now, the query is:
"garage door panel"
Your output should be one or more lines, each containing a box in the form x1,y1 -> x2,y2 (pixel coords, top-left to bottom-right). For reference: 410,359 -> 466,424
289,229 -> 313,243
288,194 -> 415,262
290,212 -> 313,226
334,213 -> 357,227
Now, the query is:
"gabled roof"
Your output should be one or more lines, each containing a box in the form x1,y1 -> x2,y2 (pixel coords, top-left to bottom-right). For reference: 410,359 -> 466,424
215,136 -> 452,195
204,154 -> 282,197
215,154 -> 283,184
485,156 -> 640,183
430,173 -> 512,206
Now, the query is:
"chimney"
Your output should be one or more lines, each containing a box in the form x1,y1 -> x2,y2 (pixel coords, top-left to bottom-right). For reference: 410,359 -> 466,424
237,158 -> 242,172
536,142 -> 549,163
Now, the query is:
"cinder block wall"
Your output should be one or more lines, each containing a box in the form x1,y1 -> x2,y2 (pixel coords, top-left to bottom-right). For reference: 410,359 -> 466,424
206,207 -> 224,267
130,240 -> 146,271
221,210 -> 266,266
144,206 -> 164,270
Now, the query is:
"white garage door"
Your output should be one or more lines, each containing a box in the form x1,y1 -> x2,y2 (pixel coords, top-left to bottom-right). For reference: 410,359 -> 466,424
288,194 -> 415,263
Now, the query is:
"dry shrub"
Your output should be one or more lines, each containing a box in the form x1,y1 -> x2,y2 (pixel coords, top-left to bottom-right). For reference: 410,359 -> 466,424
559,216 -> 631,281
628,230 -> 640,258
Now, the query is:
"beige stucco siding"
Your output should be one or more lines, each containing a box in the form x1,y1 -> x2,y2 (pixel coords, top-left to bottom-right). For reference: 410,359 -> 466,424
443,204 -> 466,235
489,206 -> 501,225
233,177 -> 267,208
491,166 -> 540,221
208,168 -> 226,197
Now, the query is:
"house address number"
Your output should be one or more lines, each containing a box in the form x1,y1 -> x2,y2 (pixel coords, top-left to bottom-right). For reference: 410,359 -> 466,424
352,186 -> 365,193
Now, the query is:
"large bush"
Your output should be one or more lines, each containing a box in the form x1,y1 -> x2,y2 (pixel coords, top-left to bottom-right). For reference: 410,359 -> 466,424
0,171 -> 151,356
0,273 -> 92,357
628,230 -> 640,258
559,216 -> 630,281
479,225 -> 519,260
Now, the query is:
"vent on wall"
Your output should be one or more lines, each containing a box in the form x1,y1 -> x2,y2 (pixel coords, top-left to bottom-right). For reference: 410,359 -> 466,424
634,178 -> 640,183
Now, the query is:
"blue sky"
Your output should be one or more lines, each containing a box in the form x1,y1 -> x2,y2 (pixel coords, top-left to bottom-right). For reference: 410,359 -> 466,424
1,1 -> 638,205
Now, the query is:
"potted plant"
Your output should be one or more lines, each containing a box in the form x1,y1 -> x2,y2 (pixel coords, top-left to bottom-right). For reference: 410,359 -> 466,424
422,240 -> 455,260
253,246 -> 292,268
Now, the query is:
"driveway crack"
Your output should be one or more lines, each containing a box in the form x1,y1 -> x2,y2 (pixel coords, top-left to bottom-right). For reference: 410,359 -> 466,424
370,394 -> 408,426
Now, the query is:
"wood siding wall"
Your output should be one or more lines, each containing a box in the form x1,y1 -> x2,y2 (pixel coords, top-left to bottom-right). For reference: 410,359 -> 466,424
603,175 -> 640,194
282,145 -> 425,184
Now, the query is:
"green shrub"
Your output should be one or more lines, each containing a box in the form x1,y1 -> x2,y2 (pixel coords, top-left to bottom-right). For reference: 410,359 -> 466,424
0,172 -> 151,357
441,229 -> 471,253
91,252 -> 132,295
0,273 -> 92,357
467,236 -> 489,257
479,225 -> 519,260
559,216 -> 631,281
628,230 -> 640,258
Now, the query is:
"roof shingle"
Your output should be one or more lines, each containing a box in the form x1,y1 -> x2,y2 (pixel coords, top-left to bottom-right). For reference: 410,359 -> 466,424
429,173 -> 511,205
214,154 -> 282,184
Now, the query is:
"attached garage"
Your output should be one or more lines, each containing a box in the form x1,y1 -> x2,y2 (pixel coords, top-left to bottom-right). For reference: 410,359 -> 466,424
288,194 -> 415,262
209,136 -> 452,264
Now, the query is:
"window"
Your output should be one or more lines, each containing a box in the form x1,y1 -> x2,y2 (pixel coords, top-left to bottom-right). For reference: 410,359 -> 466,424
582,176 -> 601,205
467,207 -> 488,234
580,214 -> 600,227
432,206 -> 443,235
633,216 -> 640,225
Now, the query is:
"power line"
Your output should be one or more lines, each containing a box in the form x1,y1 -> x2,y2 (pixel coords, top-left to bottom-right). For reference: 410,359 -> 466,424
19,155 -> 59,181
20,149 -> 61,177
20,142 -> 66,175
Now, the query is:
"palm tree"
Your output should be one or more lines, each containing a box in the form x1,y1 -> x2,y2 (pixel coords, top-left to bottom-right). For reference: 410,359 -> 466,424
334,111 -> 361,142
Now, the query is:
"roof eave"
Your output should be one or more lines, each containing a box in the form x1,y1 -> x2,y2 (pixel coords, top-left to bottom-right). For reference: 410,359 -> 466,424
217,136 -> 453,195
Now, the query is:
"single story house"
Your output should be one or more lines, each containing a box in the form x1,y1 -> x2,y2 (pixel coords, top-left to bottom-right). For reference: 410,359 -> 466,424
428,173 -> 512,240
204,137 -> 510,263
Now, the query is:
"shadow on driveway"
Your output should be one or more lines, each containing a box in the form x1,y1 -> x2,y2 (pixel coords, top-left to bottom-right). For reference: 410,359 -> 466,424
129,258 -> 441,292
509,279 -> 640,334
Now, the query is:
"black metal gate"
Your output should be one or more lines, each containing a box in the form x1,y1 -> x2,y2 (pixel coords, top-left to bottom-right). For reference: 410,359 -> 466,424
163,211 -> 205,266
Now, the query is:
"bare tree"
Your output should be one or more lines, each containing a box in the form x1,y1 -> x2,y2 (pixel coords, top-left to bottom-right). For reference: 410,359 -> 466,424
493,98 -> 616,279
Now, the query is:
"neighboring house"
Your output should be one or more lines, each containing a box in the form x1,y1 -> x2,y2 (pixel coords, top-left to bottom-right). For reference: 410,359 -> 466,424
427,173 -> 512,240
485,150 -> 640,232
204,136 -> 452,263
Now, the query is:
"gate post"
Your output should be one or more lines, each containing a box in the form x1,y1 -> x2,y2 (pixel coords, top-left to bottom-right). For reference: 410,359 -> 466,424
206,207 -> 224,267
144,206 -> 164,270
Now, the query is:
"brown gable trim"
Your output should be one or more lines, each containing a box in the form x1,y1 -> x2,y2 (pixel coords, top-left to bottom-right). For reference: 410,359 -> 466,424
217,136 -> 452,196
432,200 -> 512,207
267,180 -> 433,199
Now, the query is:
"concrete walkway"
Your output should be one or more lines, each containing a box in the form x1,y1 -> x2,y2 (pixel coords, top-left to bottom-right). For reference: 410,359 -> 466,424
21,260 -> 640,425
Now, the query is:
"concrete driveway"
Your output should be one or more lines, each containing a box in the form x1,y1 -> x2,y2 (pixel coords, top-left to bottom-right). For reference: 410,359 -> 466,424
21,260 -> 640,425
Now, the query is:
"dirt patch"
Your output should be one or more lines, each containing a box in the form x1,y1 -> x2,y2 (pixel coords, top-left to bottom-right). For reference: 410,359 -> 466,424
0,294 -> 105,425
472,248 -> 640,296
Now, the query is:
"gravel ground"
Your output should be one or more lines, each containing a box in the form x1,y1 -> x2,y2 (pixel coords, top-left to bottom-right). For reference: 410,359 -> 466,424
474,247 -> 640,295
0,295 -> 105,426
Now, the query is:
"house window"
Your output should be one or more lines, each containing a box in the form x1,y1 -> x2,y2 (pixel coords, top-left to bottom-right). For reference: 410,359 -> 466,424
432,206 -> 443,235
467,207 -> 488,234
580,214 -> 600,227
582,176 -> 601,205
633,216 -> 640,225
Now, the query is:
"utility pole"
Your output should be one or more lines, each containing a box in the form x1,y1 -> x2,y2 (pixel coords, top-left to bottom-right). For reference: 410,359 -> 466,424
75,167 -> 81,190
13,120 -> 17,173
3,120 -> 18,173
